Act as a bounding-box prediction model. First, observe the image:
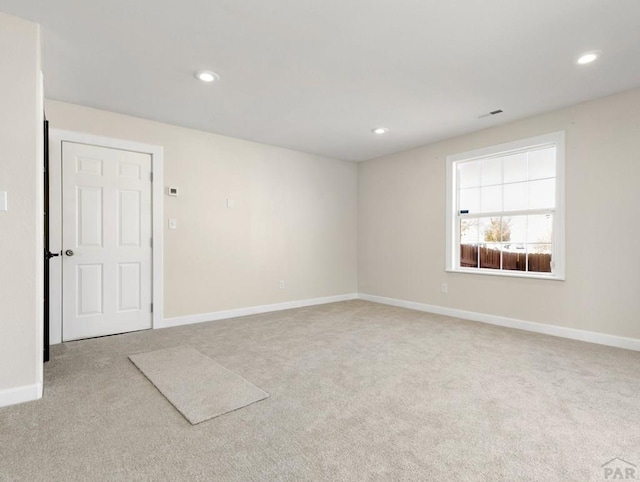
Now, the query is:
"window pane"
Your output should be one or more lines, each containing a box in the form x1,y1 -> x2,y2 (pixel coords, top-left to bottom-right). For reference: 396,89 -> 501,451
527,245 -> 552,272
502,153 -> 528,183
460,218 -> 479,244
480,185 -> 501,213
502,245 -> 526,271
503,182 -> 528,212
527,214 -> 553,244
460,243 -> 478,268
529,243 -> 552,254
481,157 -> 502,186
480,244 -> 501,269
460,218 -> 480,268
528,178 -> 555,209
528,147 -> 556,180
458,160 -> 481,188
479,217 -> 505,243
506,215 -> 526,244
459,187 -> 480,213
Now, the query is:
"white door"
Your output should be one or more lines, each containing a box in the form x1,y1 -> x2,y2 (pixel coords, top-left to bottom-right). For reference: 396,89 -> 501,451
62,141 -> 152,341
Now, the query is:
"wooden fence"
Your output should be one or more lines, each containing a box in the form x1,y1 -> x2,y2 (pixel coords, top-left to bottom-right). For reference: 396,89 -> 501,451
460,244 -> 551,273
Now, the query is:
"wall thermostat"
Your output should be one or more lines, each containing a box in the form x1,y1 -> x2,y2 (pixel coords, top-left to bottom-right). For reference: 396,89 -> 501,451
168,187 -> 179,197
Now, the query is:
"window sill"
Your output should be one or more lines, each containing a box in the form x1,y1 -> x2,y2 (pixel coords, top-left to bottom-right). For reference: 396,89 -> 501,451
445,267 -> 565,281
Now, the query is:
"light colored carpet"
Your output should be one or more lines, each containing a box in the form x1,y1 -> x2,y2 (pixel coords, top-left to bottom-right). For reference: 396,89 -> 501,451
129,345 -> 268,424
1,300 -> 639,481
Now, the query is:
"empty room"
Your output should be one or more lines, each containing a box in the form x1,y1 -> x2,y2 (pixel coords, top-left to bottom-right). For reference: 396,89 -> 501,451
1,1 -> 639,480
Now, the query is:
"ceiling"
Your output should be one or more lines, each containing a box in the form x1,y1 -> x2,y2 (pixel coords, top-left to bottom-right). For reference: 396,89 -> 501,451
1,1 -> 639,161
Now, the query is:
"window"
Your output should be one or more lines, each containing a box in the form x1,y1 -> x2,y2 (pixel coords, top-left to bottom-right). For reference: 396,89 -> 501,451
446,132 -> 565,279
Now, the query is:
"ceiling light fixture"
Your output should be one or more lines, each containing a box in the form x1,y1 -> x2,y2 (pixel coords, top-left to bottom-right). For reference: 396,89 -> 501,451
372,127 -> 389,135
195,70 -> 220,83
576,51 -> 601,65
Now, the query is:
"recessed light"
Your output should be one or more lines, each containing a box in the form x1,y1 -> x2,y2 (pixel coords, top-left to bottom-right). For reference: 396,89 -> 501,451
576,51 -> 600,65
195,70 -> 220,83
372,127 -> 389,135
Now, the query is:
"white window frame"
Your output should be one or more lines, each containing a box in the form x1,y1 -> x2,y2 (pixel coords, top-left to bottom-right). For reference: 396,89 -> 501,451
445,131 -> 565,280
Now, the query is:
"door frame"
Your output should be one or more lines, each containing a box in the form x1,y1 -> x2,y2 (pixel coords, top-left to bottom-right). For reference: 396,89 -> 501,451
49,129 -> 164,344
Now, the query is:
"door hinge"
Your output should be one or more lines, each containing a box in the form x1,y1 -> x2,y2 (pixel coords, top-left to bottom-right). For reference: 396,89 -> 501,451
150,302 -> 153,313
150,238 -> 153,248
150,172 -> 153,182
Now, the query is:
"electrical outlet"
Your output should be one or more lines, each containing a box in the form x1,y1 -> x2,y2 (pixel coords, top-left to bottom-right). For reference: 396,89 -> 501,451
279,280 -> 285,289
441,283 -> 448,293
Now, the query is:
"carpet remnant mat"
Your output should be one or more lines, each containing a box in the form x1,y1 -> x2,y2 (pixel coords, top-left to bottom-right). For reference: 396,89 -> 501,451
129,345 -> 269,424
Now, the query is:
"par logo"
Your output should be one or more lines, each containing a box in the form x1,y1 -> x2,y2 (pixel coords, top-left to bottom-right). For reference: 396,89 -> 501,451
602,458 -> 637,480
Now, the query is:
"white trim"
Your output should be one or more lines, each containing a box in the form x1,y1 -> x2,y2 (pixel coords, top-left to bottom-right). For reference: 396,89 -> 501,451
159,293 -> 359,329
445,145 -> 455,271
48,129 -> 164,344
554,131 -> 566,279
36,70 -> 44,384
42,281 -> 640,352
358,293 -> 640,352
0,383 -> 43,408
445,267 -> 563,281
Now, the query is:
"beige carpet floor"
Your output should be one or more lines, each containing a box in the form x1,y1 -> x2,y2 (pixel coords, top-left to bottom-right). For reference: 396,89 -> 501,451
1,300 -> 639,481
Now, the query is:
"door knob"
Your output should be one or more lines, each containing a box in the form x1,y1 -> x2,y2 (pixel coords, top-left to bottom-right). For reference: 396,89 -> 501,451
65,249 -> 74,256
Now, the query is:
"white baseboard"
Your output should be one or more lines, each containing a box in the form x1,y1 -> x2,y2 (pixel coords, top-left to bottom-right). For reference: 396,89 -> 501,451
358,293 -> 640,352
0,382 -> 43,408
158,293 -> 359,329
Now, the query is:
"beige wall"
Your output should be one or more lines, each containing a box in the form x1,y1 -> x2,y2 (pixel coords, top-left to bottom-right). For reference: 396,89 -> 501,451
45,100 -> 358,319
359,87 -> 640,339
0,13 -> 43,394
